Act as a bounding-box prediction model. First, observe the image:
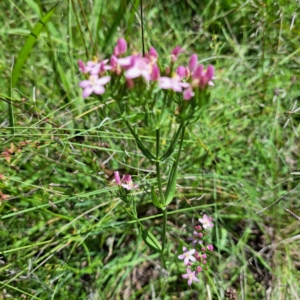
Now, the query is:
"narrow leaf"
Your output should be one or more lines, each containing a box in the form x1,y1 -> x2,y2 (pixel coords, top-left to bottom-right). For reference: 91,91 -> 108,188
125,120 -> 155,160
11,3 -> 58,88
151,186 -> 163,209
102,1 -> 129,53
164,160 -> 178,206
141,227 -> 162,253
160,124 -> 183,161
9,3 -> 58,131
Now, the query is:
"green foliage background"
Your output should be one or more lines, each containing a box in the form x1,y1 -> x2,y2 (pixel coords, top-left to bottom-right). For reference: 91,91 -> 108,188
0,0 -> 300,299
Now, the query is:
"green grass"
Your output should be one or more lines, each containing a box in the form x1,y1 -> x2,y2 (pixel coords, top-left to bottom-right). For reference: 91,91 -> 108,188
1,0 -> 300,299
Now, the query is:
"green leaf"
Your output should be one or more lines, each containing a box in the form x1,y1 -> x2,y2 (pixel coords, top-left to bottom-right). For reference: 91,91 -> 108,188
141,227 -> 162,253
160,124 -> 183,161
101,0 -> 130,53
124,120 -> 155,160
151,186 -> 163,209
164,160 -> 178,206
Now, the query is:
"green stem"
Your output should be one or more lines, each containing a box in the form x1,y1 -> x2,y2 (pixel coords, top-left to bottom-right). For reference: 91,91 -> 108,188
176,124 -> 186,172
155,128 -> 166,252
161,123 -> 186,253
162,208 -> 167,253
155,129 -> 164,205
160,122 -> 184,161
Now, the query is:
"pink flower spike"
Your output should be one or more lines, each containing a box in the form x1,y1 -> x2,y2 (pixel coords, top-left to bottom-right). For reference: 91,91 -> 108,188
197,232 -> 203,238
114,172 -> 138,190
149,47 -> 158,61
171,46 -> 184,62
182,268 -> 199,286
183,88 -> 195,100
198,214 -> 214,229
122,174 -> 132,183
194,64 -> 204,78
114,171 -> 121,185
206,65 -> 215,79
207,244 -> 214,251
150,64 -> 160,81
176,66 -> 186,79
192,64 -> 215,89
189,54 -> 198,72
178,247 -> 196,266
79,75 -> 111,98
78,60 -> 86,73
114,38 -> 127,56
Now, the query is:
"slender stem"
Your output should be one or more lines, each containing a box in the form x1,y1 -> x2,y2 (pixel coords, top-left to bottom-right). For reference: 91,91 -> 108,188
176,124 -> 186,172
162,208 -> 167,253
155,129 -> 164,205
140,0 -> 145,56
161,123 -> 186,253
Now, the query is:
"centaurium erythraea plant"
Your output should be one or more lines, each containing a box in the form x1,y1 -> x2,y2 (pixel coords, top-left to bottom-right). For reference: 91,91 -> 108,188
77,39 -> 216,257
178,214 -> 214,286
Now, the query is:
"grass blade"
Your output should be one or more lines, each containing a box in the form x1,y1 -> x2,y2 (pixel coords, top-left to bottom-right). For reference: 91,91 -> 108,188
8,3 -> 58,131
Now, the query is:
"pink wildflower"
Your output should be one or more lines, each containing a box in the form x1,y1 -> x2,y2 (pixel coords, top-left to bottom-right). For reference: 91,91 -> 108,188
125,56 -> 152,81
207,244 -> 214,251
188,54 -> 198,73
182,268 -> 199,286
171,46 -> 184,62
98,59 -> 112,73
159,75 -> 190,92
192,65 -> 215,89
176,66 -> 186,79
79,75 -> 111,98
85,61 -> 101,75
150,64 -> 160,81
117,55 -> 133,68
188,230 -> 203,246
183,88 -> 195,100
178,246 -> 196,266
114,171 -> 138,190
114,38 -> 127,56
146,47 -> 158,64
78,60 -> 87,73
198,214 -> 214,229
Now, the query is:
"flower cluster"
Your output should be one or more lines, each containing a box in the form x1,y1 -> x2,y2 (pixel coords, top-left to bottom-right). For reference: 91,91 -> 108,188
178,214 -> 214,286
113,171 -> 138,191
78,38 -> 215,100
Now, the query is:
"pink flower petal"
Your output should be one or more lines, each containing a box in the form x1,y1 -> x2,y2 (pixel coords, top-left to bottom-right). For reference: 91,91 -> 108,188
97,76 -> 111,85
114,171 -> 121,184
189,54 -> 198,72
82,87 -> 94,98
93,86 -> 105,95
